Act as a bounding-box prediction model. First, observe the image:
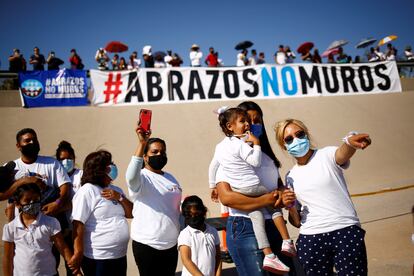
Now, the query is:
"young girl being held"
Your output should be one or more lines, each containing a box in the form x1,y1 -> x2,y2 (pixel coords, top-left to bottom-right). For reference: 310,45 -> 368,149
2,183 -> 79,276
209,107 -> 294,274
178,196 -> 221,276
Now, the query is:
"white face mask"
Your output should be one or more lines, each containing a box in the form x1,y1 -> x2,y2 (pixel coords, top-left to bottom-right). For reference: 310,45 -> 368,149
61,159 -> 74,173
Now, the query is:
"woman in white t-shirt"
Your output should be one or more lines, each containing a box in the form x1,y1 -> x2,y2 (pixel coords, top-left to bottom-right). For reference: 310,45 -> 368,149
275,118 -> 371,276
71,150 -> 133,276
213,101 -> 296,275
126,127 -> 182,276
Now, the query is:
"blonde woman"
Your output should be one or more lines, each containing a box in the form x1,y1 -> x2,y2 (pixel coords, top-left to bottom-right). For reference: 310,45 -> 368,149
275,119 -> 371,276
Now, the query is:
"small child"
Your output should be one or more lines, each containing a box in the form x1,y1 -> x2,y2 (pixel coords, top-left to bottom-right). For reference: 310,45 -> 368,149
2,183 -> 78,276
209,107 -> 295,274
178,196 -> 221,276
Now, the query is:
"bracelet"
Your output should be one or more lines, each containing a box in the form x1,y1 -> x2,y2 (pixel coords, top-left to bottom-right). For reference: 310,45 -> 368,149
55,199 -> 62,205
342,131 -> 359,149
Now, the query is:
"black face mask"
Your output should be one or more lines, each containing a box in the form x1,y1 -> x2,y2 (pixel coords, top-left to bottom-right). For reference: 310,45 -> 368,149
147,155 -> 167,171
21,142 -> 40,158
186,215 -> 205,230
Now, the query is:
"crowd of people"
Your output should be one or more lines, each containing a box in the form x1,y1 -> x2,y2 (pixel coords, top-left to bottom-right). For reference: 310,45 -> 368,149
5,42 -> 414,73
1,100 -> 373,276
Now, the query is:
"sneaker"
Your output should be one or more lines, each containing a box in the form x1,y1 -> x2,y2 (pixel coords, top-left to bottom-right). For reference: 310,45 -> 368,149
281,239 -> 297,257
263,255 -> 290,274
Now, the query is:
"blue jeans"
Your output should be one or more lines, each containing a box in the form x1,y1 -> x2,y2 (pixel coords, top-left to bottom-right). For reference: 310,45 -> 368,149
226,216 -> 296,276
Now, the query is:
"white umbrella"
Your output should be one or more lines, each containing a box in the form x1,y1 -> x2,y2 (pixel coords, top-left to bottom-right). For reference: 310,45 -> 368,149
327,40 -> 348,50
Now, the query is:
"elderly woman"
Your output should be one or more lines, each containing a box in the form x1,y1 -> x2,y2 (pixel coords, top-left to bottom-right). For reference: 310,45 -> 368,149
213,101 -> 296,275
71,150 -> 133,276
126,127 -> 182,276
275,119 -> 371,276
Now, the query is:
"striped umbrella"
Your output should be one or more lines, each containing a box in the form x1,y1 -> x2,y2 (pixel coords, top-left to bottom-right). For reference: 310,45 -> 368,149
355,38 -> 377,49
378,35 -> 398,46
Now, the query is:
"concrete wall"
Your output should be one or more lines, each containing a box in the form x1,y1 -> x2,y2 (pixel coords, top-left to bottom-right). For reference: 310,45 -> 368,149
0,80 -> 413,274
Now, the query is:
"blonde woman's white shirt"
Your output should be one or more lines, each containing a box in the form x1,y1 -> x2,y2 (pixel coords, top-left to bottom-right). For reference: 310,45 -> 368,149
71,183 -> 129,259
285,146 -> 360,235
2,213 -> 61,276
178,224 -> 220,276
126,156 -> 182,250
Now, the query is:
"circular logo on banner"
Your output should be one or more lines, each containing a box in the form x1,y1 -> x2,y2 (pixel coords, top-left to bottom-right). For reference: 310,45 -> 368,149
20,79 -> 44,99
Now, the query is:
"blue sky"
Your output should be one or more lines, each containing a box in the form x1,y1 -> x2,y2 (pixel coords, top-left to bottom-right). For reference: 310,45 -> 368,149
0,0 -> 412,70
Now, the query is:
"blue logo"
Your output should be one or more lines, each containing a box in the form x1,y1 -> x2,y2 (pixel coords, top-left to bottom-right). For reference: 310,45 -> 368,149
20,79 -> 44,98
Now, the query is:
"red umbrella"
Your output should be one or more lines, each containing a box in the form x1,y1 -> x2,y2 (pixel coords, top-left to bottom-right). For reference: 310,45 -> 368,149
322,48 -> 340,58
105,41 -> 128,53
297,42 -> 314,54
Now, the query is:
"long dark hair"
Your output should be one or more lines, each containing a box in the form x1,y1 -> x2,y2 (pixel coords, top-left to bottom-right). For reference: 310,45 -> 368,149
237,101 -> 281,168
81,150 -> 111,187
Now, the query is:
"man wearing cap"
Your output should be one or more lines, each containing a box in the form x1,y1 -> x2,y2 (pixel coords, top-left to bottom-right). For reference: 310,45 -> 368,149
189,44 -> 203,67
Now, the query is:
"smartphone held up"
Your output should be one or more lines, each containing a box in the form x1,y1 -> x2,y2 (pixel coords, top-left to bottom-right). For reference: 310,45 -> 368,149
138,109 -> 152,134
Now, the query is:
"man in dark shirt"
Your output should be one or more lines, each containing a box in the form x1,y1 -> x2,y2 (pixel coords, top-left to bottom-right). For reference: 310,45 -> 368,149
29,47 -> 46,71
8,49 -> 26,72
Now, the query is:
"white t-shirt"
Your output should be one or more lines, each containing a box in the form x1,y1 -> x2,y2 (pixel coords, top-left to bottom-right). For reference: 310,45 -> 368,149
14,156 -> 70,188
14,156 -> 71,203
164,55 -> 173,67
178,224 -> 220,276
70,168 -> 83,196
276,52 -> 287,65
236,53 -> 246,66
71,183 -> 129,259
190,51 -> 203,66
126,156 -> 182,250
285,146 -> 360,235
2,213 -> 61,276
212,137 -> 261,189
214,152 -> 280,218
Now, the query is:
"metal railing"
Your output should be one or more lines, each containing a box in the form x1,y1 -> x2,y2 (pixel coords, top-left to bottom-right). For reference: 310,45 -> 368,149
1,62 -> 414,90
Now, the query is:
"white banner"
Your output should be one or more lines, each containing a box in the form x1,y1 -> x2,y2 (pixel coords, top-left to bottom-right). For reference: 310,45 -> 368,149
90,62 -> 402,106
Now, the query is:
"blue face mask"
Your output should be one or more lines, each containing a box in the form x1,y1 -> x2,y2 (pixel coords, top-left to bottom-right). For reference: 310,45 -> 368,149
285,137 -> 310,157
61,159 -> 74,173
107,164 -> 118,181
250,124 -> 263,138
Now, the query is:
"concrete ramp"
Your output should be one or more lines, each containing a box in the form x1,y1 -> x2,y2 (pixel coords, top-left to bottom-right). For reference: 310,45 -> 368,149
0,80 -> 413,275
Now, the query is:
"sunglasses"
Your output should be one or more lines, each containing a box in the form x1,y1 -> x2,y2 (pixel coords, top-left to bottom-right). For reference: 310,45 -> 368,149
283,130 -> 306,145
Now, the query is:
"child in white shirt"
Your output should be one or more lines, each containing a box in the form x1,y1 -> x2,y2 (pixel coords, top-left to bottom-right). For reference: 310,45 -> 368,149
209,107 -> 294,274
178,196 -> 220,276
2,183 -> 78,276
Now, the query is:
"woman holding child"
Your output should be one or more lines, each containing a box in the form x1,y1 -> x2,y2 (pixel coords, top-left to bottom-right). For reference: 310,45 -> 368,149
212,101 -> 296,275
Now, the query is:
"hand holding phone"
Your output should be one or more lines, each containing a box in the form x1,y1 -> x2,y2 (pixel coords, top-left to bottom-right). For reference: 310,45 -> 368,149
138,109 -> 152,133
